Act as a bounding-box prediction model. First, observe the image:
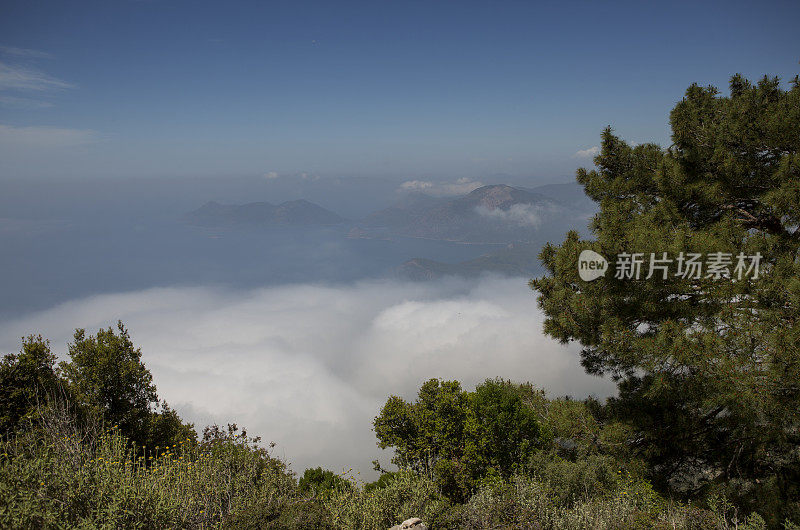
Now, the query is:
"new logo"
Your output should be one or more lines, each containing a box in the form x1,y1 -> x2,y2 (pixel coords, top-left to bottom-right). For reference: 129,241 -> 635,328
578,250 -> 608,281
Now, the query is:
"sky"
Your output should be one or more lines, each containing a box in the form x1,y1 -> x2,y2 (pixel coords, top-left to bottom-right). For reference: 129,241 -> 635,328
1,0 -> 798,180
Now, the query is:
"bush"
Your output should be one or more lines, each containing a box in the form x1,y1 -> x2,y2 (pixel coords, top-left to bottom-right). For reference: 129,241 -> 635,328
374,378 -> 548,502
527,452 -> 624,506
227,499 -> 334,529
460,473 -> 706,530
324,469 -> 455,530
0,410 -> 296,528
298,467 -> 352,497
363,470 -> 398,493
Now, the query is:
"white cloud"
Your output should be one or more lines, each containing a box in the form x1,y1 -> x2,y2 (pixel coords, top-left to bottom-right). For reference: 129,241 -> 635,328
475,203 -> 543,228
399,177 -> 483,197
0,48 -> 70,110
574,146 -> 600,158
0,61 -> 73,92
399,179 -> 434,192
0,277 -> 614,476
263,171 -> 280,180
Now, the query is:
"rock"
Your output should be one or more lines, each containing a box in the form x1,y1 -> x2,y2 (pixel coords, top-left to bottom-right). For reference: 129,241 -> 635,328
388,517 -> 428,530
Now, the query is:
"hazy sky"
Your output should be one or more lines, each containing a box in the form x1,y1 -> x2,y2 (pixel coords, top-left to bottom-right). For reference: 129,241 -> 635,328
1,0 -> 798,180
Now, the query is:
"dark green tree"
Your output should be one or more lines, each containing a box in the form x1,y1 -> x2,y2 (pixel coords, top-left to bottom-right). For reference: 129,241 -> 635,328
374,378 -> 467,492
374,379 -> 467,478
0,335 -> 61,436
531,74 -> 800,523
374,378 -> 546,501
60,322 -> 157,444
298,467 -> 352,497
145,401 -> 196,451
59,321 -> 194,450
464,379 -> 544,484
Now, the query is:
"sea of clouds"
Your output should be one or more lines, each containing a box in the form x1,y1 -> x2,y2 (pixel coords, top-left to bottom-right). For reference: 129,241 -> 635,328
0,275 -> 614,477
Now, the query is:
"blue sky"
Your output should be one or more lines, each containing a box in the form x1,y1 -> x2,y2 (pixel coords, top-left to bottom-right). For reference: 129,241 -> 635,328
1,0 -> 798,180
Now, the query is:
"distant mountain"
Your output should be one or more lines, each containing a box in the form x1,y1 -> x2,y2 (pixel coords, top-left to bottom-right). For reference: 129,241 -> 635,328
186,199 -> 345,227
388,182 -> 598,279
354,184 -> 589,244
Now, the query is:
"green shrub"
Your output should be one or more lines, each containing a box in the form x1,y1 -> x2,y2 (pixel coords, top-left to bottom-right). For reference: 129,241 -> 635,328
227,499 -> 334,529
460,473 -> 714,530
363,470 -> 398,493
298,466 -> 352,497
324,469 -> 454,530
527,451 -> 624,506
0,414 -> 296,528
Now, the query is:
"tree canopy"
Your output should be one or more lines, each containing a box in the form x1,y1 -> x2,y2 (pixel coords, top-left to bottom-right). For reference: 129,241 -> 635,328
1,322 -> 193,452
0,335 -> 60,436
374,378 -> 547,501
60,322 -> 158,444
531,73 -> 800,522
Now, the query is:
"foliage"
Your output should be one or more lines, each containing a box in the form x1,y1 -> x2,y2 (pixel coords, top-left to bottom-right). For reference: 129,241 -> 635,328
324,469 -> 455,530
374,378 -> 547,501
0,335 -> 61,436
531,73 -> 800,524
363,470 -> 398,493
0,371 -> 776,530
528,452 -> 626,506
298,466 -> 352,497
464,378 -> 545,483
0,407 -> 296,529
59,321 -> 159,446
0,323 -> 195,453
146,401 -> 197,452
258,499 -> 334,529
374,379 -> 466,476
460,473 -> 770,530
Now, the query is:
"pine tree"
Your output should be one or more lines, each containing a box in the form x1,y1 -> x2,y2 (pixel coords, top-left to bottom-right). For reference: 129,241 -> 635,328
531,74 -> 800,522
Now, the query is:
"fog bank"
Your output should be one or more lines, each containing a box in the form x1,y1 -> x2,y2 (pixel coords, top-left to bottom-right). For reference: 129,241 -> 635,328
0,275 -> 614,476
